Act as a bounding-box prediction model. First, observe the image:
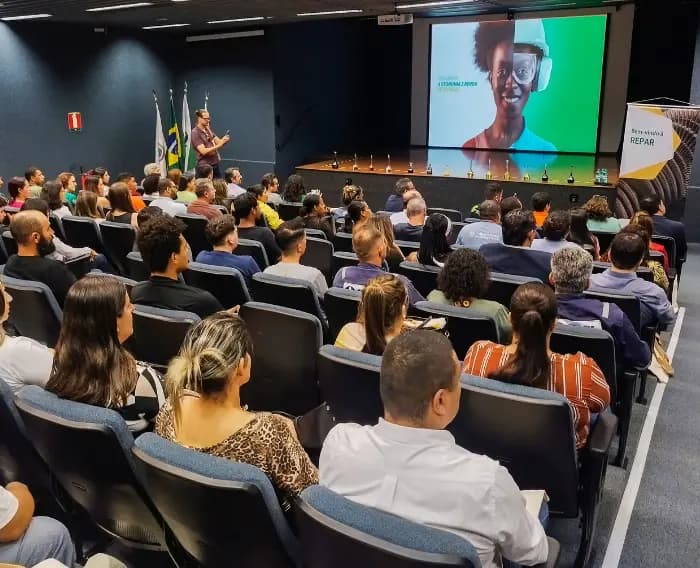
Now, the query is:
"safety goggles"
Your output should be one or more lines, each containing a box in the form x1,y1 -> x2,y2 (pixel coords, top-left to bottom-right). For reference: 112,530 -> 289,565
494,52 -> 538,86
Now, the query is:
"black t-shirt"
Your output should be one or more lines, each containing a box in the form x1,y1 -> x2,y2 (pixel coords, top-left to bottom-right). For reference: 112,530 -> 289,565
394,223 -> 424,242
237,226 -> 282,265
5,254 -> 77,307
131,276 -> 223,318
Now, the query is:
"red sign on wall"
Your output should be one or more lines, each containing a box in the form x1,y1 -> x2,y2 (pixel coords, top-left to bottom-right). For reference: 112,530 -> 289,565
67,112 -> 82,131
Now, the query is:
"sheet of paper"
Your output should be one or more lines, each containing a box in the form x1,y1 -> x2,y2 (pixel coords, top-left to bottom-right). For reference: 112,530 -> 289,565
521,489 -> 549,517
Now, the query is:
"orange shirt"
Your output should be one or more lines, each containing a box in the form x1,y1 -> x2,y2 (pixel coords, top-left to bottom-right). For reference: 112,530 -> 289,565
533,210 -> 548,227
462,341 -> 610,449
130,195 -> 146,212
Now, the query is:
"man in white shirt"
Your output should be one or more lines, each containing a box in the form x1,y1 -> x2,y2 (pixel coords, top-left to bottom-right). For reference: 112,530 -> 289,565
150,178 -> 187,217
320,330 -> 548,568
0,482 -> 74,566
225,167 -> 246,198
389,190 -> 422,226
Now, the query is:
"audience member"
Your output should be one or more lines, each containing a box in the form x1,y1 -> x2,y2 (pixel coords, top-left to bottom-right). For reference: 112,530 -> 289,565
282,173 -> 306,203
590,232 -> 674,327
264,222 -> 328,298
84,174 -> 110,210
92,166 -> 111,191
46,276 -> 165,432
428,248 -> 511,341
530,210 -> 577,254
132,216 -> 223,318
261,173 -> 282,206
157,312 -> 318,500
136,206 -> 164,227
212,178 -> 228,205
224,167 -> 246,198
630,211 -> 670,272
394,198 -> 427,242
332,225 -> 424,306
0,481 -> 74,566
177,172 -> 197,203
463,283 -> 610,449
187,179 -> 223,220
333,184 -> 364,221
299,192 -> 333,239
57,172 -> 78,207
479,210 -> 552,281
196,215 -> 260,286
470,182 -> 503,217
141,173 -> 161,198
531,192 -> 551,227
618,225 -> 669,293
233,192 -> 282,264
368,215 -> 407,271
75,190 -> 105,221
167,168 -> 182,194
25,166 -> 45,199
114,172 -> 146,211
389,189 -> 422,226
417,213 -> 452,267
567,208 -> 600,260
321,330 -> 549,568
499,195 -> 522,219
639,193 -> 687,271
150,178 -> 187,217
0,278 -> 53,393
195,164 -> 214,181
343,200 -> 371,234
335,274 -> 407,355
106,182 -> 138,226
40,180 -> 71,218
5,211 -> 76,306
585,195 -> 620,233
551,247 -> 651,368
456,200 -> 502,249
248,183 -> 282,230
384,177 -> 415,212
143,162 -> 161,178
7,177 -> 31,209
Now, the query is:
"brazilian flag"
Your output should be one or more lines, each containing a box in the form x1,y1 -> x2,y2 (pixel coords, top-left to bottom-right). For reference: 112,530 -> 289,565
167,91 -> 182,170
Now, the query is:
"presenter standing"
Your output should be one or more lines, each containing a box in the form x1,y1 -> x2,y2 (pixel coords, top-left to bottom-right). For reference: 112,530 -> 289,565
191,109 -> 230,179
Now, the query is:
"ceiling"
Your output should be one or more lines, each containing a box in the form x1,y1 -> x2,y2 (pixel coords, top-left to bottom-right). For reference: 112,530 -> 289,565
0,0 -> 634,32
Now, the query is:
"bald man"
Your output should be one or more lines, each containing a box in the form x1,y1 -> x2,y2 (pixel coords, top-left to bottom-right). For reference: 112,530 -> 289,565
5,210 -> 76,306
332,225 -> 424,306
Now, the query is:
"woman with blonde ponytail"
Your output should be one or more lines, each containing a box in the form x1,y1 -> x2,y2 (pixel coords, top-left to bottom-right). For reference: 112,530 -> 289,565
334,274 -> 408,355
156,312 -> 318,499
462,283 -> 611,449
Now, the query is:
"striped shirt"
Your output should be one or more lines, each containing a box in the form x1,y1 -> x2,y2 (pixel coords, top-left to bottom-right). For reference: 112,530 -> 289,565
462,341 -> 610,449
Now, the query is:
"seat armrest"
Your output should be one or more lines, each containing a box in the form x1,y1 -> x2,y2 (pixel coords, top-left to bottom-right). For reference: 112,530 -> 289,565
588,410 -> 617,454
534,537 -> 561,568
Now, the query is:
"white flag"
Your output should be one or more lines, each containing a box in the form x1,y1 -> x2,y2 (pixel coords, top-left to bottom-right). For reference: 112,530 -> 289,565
182,86 -> 196,173
154,98 -> 167,177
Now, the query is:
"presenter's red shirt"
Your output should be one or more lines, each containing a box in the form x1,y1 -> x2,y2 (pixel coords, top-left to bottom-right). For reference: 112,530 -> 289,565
191,126 -> 220,166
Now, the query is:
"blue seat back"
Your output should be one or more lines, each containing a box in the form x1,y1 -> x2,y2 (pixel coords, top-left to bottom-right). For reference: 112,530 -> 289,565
324,288 -> 361,341
485,272 -> 541,308
176,213 -> 210,258
61,216 -> 105,253
2,276 -> 62,347
129,305 -> 200,368
184,262 -> 251,308
99,221 -> 136,276
236,238 -> 271,269
301,236 -> 335,283
397,262 -> 440,298
332,232 -> 354,253
251,273 -> 326,331
126,251 -> 150,282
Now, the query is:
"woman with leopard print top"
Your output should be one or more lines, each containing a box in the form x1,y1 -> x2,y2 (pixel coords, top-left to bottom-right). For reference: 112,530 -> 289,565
155,312 -> 318,498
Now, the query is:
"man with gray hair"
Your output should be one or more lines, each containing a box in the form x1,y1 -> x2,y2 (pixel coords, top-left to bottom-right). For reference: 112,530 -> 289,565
390,189 -> 422,225
550,246 -> 650,369
394,198 -> 427,242
186,178 -> 222,220
456,200 -> 502,249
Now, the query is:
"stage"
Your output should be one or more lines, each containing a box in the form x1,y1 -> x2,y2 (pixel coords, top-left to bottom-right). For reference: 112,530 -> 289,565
296,148 -> 619,215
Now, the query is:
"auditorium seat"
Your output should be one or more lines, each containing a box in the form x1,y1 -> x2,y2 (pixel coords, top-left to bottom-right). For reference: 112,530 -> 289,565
61,216 -> 107,256
64,253 -> 92,279
449,375 -> 616,568
427,207 -> 463,222
0,237 -> 8,265
333,232 -> 354,253
239,302 -> 323,416
305,228 -> 328,240
214,204 -> 229,215
1,231 -> 17,257
126,251 -> 150,281
395,239 -> 420,256
99,221 -> 136,276
324,287 -> 361,341
485,273 -> 541,308
591,231 -> 616,254
236,239 -> 270,269
15,386 -> 165,552
551,323 -> 635,467
317,345 -> 382,426
415,301 -> 500,359
332,251 -> 358,275
592,261 -> 653,283
3,276 -> 62,347
129,305 -> 200,369
250,273 -> 328,339
296,484 -> 488,568
49,213 -> 67,242
89,272 -> 137,296
133,433 -> 300,568
652,234 -> 676,267
278,201 -> 303,221
397,261 -> 440,298
184,262 -> 251,308
301,236 -> 335,284
176,213 -> 210,258
448,222 -> 465,245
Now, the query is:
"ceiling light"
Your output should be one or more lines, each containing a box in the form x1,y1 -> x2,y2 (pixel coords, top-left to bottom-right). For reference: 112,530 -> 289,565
1,13 -> 52,20
396,0 -> 476,8
296,9 -> 363,16
86,2 -> 152,12
143,23 -> 189,29
208,16 -> 265,24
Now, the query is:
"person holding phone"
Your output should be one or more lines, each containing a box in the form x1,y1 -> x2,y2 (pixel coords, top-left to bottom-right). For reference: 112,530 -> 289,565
191,109 -> 230,178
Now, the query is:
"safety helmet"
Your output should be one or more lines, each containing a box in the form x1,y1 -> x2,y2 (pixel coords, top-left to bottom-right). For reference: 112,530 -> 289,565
514,18 -> 552,91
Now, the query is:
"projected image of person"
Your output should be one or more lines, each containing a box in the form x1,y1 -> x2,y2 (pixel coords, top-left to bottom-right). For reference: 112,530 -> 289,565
463,19 -> 556,153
